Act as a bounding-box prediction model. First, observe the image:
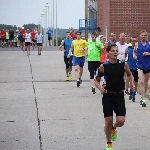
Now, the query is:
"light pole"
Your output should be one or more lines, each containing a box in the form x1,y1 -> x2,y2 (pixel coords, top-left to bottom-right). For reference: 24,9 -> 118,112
85,0 -> 88,41
56,0 -> 58,46
45,3 -> 49,27
53,0 -> 54,46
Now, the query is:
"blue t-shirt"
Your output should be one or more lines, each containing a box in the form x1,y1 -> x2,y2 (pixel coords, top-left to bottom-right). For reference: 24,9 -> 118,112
46,29 -> 53,37
127,46 -> 137,70
35,33 -> 43,43
63,38 -> 73,56
137,41 -> 150,71
107,40 -> 117,46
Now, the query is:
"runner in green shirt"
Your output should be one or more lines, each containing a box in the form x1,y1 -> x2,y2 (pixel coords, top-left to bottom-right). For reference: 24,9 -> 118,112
6,30 -> 9,47
86,31 -> 104,94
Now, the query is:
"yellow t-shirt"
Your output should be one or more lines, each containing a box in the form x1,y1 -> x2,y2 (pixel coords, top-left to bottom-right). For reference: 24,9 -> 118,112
71,39 -> 87,57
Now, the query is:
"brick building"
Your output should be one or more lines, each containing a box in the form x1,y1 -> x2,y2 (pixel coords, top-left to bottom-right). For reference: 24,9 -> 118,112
97,0 -> 150,40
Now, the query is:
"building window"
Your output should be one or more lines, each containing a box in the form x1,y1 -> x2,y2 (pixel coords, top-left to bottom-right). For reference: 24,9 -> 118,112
148,33 -> 150,41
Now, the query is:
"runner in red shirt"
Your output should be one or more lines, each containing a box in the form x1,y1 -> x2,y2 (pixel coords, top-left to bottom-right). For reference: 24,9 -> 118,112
1,29 -> 6,48
69,27 -> 77,40
100,35 -> 108,85
0,29 -> 2,47
31,29 -> 36,50
20,27 -> 26,50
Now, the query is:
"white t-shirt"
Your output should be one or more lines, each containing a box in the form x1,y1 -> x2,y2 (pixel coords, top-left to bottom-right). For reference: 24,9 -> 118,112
116,42 -> 128,60
25,33 -> 31,42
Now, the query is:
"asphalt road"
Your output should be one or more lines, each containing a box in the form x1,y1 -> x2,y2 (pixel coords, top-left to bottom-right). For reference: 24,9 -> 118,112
0,47 -> 150,150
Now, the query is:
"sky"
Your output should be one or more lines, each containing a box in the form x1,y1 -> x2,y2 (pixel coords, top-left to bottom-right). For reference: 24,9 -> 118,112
0,0 -> 85,29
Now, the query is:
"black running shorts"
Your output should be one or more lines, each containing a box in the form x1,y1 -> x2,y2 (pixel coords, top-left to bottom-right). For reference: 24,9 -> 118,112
64,56 -> 73,69
130,69 -> 138,82
102,92 -> 126,118
25,42 -> 30,46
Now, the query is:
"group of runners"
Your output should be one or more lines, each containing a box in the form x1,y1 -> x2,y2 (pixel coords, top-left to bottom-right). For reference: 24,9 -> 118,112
59,27 -> 150,150
0,27 -> 50,56
1,25 -> 150,150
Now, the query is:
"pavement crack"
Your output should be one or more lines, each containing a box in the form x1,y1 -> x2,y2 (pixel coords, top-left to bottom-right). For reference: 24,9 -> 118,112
28,56 -> 43,150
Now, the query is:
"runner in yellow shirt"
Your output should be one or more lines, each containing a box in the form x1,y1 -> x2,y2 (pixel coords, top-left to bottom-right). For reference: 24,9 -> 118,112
69,31 -> 87,87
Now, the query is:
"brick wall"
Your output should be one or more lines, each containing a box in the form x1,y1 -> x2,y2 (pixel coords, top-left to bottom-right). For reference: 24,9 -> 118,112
97,0 -> 150,39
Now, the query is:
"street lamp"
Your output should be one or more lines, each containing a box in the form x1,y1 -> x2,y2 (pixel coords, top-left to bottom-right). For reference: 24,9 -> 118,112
45,3 -> 49,27
56,0 -> 58,46
53,0 -> 54,46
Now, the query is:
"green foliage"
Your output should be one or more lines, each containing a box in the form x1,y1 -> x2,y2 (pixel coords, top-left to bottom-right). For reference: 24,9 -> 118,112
0,24 -> 17,30
22,23 -> 38,31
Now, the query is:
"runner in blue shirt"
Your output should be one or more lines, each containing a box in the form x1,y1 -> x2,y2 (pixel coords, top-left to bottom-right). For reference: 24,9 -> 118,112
133,30 -> 150,107
35,30 -> 43,55
46,27 -> 53,46
125,37 -> 138,102
59,32 -> 73,81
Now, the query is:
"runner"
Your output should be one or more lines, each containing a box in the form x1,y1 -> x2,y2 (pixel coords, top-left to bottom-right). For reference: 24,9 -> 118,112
86,31 -> 104,94
25,29 -> 32,56
100,36 -> 108,84
124,37 -> 138,102
95,44 -> 134,150
107,33 -> 117,46
124,33 -> 132,46
14,33 -> 18,47
35,30 -> 43,56
16,27 -> 21,47
9,29 -> 14,48
1,29 -> 6,48
69,31 -> 87,87
116,33 -> 129,95
0,29 -> 2,47
31,29 -> 36,50
95,27 -> 103,40
59,32 -> 73,81
5,30 -> 9,47
69,27 -> 77,40
20,27 -> 26,51
133,30 -> 150,107
46,27 -> 53,46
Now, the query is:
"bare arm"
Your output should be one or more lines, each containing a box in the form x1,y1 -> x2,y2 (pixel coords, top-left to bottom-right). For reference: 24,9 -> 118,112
124,63 -> 135,90
59,41 -> 64,51
133,42 -> 138,59
124,47 -> 128,60
95,64 -> 107,94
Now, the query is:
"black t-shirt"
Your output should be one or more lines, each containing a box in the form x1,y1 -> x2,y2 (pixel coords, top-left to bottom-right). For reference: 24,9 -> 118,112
9,30 -> 14,38
97,60 -> 125,92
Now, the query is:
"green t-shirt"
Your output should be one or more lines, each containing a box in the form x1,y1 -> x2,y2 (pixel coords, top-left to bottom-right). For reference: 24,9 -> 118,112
87,40 -> 104,61
14,36 -> 17,42
6,32 -> 9,39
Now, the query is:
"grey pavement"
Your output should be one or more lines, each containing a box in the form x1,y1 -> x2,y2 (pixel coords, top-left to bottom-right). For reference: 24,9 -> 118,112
0,47 -> 150,150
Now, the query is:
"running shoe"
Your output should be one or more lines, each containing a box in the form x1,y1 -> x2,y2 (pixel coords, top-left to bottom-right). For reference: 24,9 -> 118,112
77,81 -> 80,87
79,78 -> 82,84
111,128 -> 117,141
69,73 -> 72,80
129,95 -> 132,100
141,100 -> 146,107
132,96 -> 135,102
125,89 -> 130,95
92,87 -> 96,94
105,142 -> 113,150
66,76 -> 69,81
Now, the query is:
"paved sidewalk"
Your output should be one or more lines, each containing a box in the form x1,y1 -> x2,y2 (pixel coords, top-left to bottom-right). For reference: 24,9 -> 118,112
0,47 -> 150,150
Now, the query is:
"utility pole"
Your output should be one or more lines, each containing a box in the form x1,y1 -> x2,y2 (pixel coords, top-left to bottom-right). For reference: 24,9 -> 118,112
85,0 -> 88,41
53,0 -> 55,46
56,0 -> 58,46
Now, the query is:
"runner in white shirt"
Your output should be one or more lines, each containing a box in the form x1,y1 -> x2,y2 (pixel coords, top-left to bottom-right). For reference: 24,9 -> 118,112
116,33 -> 128,60
25,29 -> 31,56
116,33 -> 129,95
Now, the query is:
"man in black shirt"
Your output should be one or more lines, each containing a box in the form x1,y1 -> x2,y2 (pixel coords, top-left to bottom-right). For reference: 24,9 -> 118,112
95,44 -> 134,150
9,29 -> 14,47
